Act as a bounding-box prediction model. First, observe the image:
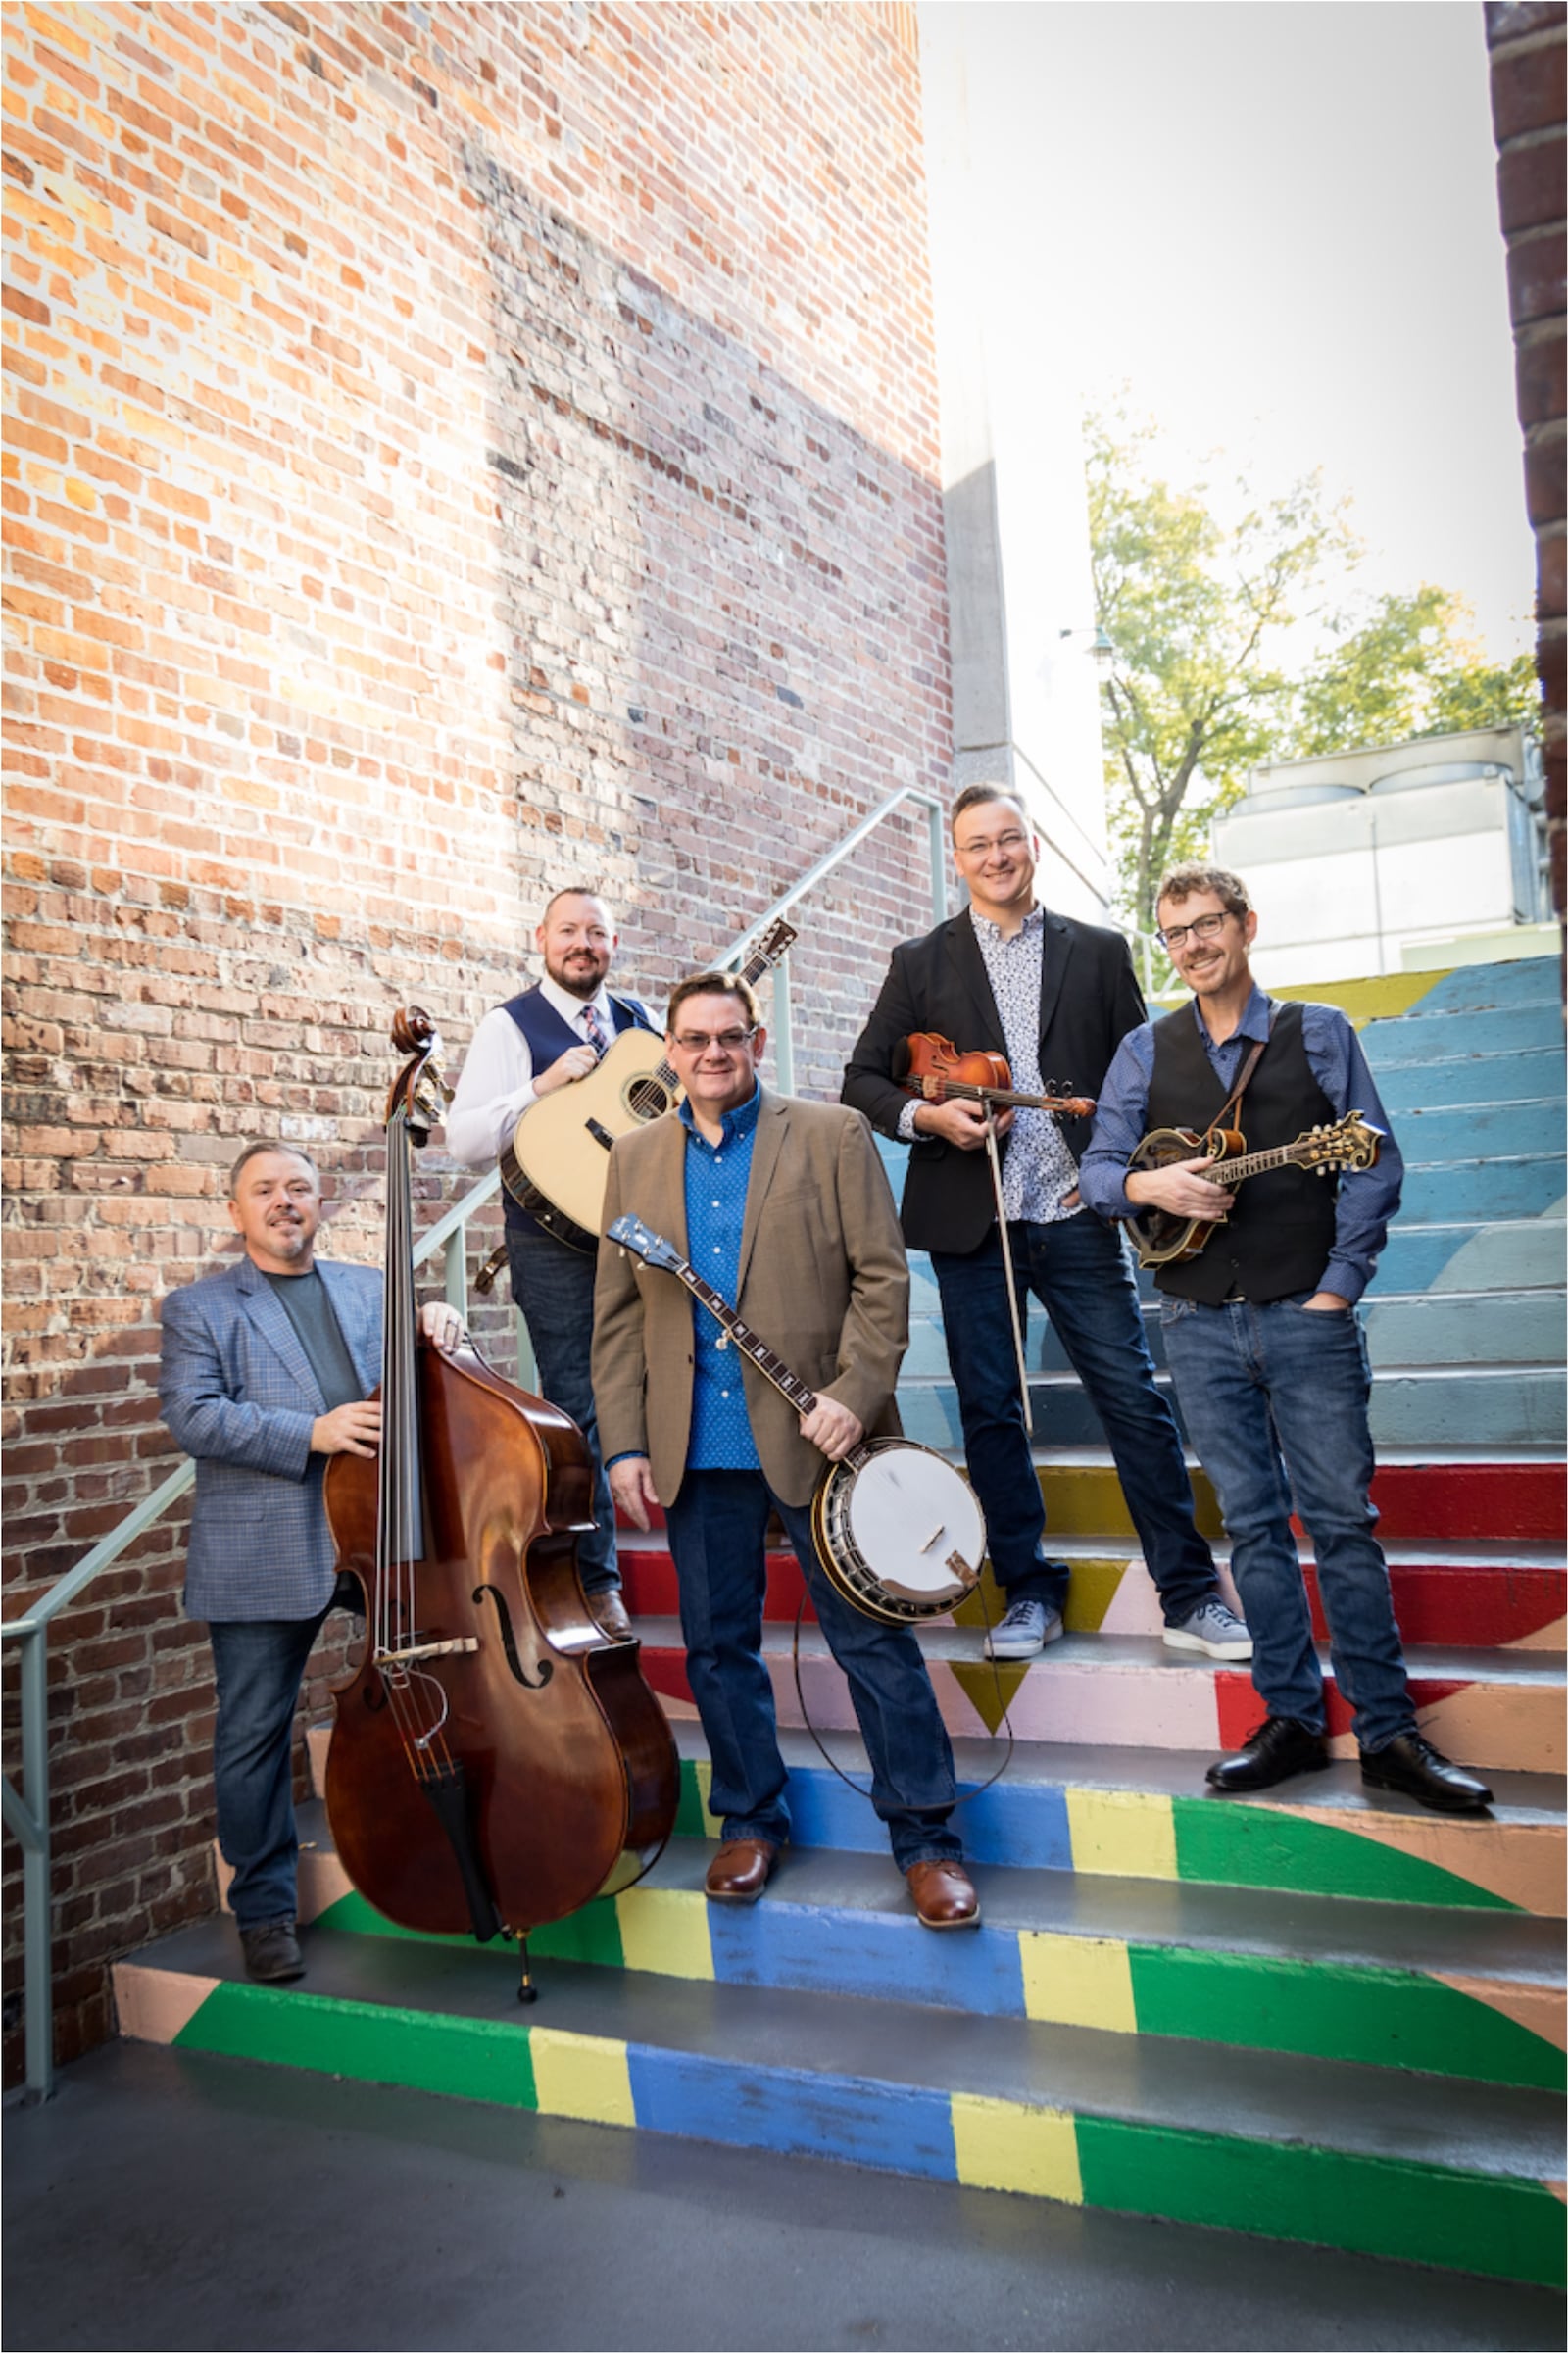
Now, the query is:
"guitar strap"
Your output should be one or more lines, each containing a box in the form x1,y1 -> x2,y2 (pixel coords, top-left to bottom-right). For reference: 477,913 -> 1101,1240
1206,1003 -> 1274,1143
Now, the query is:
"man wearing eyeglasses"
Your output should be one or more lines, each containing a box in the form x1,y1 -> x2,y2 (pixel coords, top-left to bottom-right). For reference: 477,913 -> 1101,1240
593,971 -> 980,1930
1078,863 -> 1491,1813
447,887 -> 656,1642
843,787 -> 1244,1665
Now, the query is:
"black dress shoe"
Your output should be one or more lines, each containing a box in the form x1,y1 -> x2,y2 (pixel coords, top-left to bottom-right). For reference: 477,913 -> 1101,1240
1205,1716 -> 1329,1793
1360,1731 -> 1493,1814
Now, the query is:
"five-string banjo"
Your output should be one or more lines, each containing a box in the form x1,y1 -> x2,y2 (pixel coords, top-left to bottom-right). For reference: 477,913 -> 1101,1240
608,1214 -> 985,1624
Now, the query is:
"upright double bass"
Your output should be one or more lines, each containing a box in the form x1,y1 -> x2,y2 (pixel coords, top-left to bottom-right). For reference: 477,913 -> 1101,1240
323,1008 -> 678,1997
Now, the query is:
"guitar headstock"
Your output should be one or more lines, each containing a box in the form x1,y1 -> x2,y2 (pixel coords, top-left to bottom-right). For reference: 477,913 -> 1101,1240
740,917 -> 799,985
1304,1113 -> 1384,1172
609,1213 -> 688,1276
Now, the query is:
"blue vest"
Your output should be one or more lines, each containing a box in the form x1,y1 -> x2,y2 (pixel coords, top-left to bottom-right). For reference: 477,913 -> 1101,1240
501,985 -> 656,1238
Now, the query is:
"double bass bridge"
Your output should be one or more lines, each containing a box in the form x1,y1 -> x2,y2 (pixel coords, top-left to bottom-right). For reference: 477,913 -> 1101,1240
375,1636 -> 480,1667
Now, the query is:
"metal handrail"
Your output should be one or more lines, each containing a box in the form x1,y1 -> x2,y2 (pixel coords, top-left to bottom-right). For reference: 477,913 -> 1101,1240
1,782 -> 951,2099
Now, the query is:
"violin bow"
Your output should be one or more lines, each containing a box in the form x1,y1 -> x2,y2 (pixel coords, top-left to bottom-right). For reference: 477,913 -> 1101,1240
981,1103 -> 1034,1438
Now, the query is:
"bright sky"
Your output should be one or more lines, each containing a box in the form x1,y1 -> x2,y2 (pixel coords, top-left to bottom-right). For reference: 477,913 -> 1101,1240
930,0 -> 1537,662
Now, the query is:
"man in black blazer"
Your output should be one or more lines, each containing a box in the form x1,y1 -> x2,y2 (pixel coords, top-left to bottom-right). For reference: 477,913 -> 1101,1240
843,787 -> 1248,1662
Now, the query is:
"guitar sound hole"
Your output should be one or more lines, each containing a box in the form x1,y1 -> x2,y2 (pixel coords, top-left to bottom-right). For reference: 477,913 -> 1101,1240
628,1078 -> 674,1120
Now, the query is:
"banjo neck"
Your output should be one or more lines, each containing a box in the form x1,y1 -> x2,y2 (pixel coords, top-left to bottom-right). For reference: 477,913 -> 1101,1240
658,1253 -> 873,1471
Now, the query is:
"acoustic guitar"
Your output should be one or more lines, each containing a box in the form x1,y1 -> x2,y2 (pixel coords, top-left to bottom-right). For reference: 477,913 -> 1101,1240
1125,1111 -> 1385,1269
502,918 -> 800,1253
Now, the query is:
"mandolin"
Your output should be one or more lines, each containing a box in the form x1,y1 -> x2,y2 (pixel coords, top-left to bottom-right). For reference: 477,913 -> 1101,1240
1125,1111 -> 1385,1269
501,918 -> 800,1254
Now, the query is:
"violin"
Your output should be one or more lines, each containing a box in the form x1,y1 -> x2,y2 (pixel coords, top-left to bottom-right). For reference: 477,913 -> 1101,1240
893,1033 -> 1097,1121
322,1008 -> 678,2000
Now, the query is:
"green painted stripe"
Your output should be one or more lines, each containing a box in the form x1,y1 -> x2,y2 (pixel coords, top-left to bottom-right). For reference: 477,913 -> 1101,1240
173,1981 -> 539,2107
1172,1799 -> 1518,1911
675,1758 -> 710,1838
318,1886 -> 625,1965
1075,2116 -> 1567,2289
1128,1946 -> 1566,2091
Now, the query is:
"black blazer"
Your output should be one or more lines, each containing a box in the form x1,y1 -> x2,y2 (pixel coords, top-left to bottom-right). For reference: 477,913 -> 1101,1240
842,907 -> 1148,1254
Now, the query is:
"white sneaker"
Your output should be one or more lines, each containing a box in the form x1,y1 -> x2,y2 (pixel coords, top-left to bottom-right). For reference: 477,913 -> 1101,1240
1163,1597 -> 1252,1660
984,1597 -> 1065,1659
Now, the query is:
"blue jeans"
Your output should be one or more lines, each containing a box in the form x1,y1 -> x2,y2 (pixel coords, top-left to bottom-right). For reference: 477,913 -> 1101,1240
507,1224 -> 618,1594
1159,1293 -> 1415,1751
663,1469 -> 963,1871
930,1213 -> 1218,1624
209,1610 -> 330,1927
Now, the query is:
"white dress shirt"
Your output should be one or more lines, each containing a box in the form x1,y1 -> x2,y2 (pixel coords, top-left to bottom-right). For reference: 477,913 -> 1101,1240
445,976 -> 622,1167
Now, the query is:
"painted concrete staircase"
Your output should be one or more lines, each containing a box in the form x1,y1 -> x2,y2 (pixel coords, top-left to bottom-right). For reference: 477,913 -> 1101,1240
113,958 -> 1566,2287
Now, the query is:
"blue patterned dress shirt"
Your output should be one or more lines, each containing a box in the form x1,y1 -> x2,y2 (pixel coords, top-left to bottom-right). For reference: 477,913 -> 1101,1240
681,1081 -> 763,1469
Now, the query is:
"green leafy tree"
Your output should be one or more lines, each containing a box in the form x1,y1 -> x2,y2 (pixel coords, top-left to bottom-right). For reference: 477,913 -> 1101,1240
1286,586 -> 1541,756
1088,409 -> 1354,938
1088,411 -> 1540,941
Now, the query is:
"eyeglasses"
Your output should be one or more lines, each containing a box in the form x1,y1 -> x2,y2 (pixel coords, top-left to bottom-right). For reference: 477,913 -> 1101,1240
1156,911 -> 1231,952
955,829 -> 1030,858
670,1027 -> 757,1054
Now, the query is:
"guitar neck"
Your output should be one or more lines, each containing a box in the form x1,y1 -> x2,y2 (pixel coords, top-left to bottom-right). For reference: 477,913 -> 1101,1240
644,939 -> 789,1101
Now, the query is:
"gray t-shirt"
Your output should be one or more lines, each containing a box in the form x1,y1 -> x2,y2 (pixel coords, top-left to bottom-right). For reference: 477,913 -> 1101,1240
262,1268 -> 364,1412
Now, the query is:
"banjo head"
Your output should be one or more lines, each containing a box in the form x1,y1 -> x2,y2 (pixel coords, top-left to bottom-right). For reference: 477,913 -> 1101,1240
841,1445 -> 984,1610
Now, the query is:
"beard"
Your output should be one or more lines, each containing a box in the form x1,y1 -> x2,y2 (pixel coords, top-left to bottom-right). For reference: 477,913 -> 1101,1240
546,948 -> 610,1001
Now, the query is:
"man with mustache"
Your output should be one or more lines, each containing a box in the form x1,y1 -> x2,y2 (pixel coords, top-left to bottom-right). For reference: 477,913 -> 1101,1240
159,1143 -> 463,1984
448,888 -> 657,1641
1078,864 -> 1491,1811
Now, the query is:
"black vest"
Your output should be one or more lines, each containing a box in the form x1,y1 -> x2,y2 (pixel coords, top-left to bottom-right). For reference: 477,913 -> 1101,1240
500,985 -> 655,1239
1146,998 -> 1338,1303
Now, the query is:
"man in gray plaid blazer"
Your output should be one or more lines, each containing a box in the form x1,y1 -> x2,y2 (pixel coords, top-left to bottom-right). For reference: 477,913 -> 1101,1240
160,1142 -> 460,1984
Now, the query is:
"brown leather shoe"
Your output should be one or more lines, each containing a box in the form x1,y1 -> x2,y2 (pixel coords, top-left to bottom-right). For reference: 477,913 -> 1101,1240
587,1589 -> 634,1642
704,1838 -> 779,1903
906,1859 -> 981,1930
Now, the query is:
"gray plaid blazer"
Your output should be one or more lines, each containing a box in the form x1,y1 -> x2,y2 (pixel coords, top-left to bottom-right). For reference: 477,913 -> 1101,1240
158,1253 -> 382,1623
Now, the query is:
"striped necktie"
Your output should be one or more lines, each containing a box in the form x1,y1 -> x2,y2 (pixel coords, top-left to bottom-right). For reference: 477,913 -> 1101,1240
581,1003 -> 610,1058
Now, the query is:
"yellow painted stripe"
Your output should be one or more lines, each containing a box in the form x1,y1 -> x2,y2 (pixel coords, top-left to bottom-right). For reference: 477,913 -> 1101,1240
1020,1931 -> 1137,2033
615,1886 -> 715,1981
693,1754 -> 717,1837
952,2092 -> 1083,2202
1067,1787 -> 1177,1880
528,2027 -> 636,2126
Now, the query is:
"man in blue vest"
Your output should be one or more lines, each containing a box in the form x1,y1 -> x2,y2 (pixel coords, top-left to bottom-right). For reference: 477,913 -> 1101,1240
1080,863 -> 1491,1813
448,888 -> 656,1639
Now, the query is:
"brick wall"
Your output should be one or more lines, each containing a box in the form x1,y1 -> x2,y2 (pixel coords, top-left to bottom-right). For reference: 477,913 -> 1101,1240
1485,1 -> 1566,922
2,1 -> 953,2072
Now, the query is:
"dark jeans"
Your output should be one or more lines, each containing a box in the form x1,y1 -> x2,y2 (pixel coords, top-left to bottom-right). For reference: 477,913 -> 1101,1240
209,1608 -> 330,1927
663,1469 -> 962,1871
507,1223 -> 618,1594
929,1212 -> 1217,1625
1160,1293 -> 1415,1751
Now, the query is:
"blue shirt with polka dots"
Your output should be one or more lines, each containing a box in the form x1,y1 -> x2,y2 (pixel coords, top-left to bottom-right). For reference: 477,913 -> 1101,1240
681,1082 -> 763,1471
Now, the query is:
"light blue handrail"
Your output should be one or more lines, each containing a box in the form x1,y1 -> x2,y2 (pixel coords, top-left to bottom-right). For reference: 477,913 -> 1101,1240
0,783 -> 950,2100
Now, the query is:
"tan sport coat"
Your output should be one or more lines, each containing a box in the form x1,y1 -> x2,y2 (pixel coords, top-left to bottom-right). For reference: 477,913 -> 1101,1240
592,1089 -> 909,1509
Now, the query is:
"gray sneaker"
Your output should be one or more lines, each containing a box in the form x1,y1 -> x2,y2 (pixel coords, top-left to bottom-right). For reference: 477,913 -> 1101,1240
985,1596 -> 1065,1659
1163,1597 -> 1252,1660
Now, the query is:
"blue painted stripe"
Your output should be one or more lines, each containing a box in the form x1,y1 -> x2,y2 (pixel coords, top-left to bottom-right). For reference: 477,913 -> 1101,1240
1375,1050 -> 1564,1112
1400,1161 -> 1564,1222
710,1903 -> 1027,2016
1396,1103 -> 1563,1159
1411,961 -> 1560,1013
786,1768 -> 906,1855
625,2042 -> 958,2179
780,1762 -> 1072,1874
1365,1006 -> 1564,1061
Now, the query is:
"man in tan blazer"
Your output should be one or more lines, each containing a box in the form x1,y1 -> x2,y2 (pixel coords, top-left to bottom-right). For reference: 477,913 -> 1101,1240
594,970 -> 979,1928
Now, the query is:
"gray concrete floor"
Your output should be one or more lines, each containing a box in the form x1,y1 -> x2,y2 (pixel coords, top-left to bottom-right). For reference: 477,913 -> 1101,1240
4,2041 -> 1562,2353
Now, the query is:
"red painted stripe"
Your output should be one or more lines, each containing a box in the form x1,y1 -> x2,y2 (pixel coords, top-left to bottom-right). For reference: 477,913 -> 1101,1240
1356,1462 -> 1565,1544
636,1645 -> 695,1706
1305,1563 -> 1565,1646
1216,1672 -> 1474,1749
618,1550 -> 815,1621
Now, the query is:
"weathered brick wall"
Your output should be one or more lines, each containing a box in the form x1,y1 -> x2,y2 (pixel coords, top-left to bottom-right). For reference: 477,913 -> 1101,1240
1485,1 -> 1566,923
2,1 -> 952,2071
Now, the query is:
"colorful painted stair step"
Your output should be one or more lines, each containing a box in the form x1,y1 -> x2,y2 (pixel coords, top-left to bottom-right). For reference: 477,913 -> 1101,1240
112,1921 -> 1568,2290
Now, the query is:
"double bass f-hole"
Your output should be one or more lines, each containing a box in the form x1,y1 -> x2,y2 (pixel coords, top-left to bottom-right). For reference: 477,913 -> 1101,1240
472,1581 -> 555,1692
